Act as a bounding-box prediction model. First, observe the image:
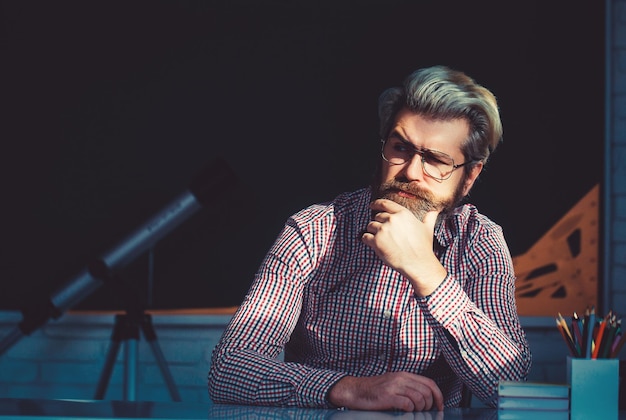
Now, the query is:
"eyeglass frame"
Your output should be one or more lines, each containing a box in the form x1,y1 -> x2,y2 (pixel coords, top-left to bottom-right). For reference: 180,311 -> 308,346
380,138 -> 477,181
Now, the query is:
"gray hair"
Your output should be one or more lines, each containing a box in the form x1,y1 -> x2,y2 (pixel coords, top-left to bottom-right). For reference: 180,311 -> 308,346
378,65 -> 503,165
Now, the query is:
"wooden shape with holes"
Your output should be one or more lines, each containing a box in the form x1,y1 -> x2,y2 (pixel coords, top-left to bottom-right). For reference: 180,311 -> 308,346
512,184 -> 599,316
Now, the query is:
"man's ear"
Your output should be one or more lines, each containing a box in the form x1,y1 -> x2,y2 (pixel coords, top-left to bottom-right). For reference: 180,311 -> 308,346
462,161 -> 484,196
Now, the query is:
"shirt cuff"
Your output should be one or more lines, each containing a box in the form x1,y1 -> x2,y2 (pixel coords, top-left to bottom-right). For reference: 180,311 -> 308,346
297,369 -> 348,408
415,274 -> 471,327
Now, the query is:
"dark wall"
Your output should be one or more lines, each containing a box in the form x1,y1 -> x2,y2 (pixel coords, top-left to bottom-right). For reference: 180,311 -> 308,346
0,1 -> 604,311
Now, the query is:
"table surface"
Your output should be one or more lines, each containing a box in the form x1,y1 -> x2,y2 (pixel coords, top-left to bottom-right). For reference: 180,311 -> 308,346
0,398 -> 623,420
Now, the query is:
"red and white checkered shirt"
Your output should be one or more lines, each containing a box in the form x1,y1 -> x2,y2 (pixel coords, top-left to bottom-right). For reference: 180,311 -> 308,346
208,188 -> 531,408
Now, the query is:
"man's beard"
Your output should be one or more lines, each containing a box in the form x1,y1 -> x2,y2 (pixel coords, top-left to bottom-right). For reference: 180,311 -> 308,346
373,178 -> 465,221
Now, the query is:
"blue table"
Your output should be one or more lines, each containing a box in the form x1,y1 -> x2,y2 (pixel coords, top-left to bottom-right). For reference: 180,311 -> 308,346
0,398 -> 622,419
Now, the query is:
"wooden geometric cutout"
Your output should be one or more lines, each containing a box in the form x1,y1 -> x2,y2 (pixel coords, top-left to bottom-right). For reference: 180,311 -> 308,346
512,184 -> 599,316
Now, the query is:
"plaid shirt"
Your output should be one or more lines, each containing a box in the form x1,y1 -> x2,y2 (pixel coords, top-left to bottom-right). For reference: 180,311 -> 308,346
208,188 -> 531,408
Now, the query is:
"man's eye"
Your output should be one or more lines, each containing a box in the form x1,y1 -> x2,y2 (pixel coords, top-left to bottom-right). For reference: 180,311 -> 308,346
423,152 -> 446,165
424,152 -> 452,166
392,143 -> 410,153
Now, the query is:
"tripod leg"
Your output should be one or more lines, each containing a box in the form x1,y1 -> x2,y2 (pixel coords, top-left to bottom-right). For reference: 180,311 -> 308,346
140,314 -> 181,401
95,340 -> 121,399
123,335 -> 138,401
95,315 -> 124,399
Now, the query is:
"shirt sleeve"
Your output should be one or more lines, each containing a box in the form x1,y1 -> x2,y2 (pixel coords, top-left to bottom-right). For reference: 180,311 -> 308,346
207,219 -> 346,408
416,225 -> 532,407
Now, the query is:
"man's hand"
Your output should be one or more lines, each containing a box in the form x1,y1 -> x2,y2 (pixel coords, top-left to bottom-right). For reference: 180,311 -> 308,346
361,199 -> 447,296
328,372 -> 444,412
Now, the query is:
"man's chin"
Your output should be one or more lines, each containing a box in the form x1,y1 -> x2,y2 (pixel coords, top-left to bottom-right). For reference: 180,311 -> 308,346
379,191 -> 435,222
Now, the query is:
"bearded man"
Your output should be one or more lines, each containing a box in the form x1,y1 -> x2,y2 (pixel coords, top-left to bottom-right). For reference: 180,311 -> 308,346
208,65 -> 531,412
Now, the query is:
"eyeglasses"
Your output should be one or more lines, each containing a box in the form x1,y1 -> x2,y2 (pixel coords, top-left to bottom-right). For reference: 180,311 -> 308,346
381,138 -> 474,181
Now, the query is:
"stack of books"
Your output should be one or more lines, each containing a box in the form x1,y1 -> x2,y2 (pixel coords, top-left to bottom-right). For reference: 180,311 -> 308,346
497,380 -> 570,419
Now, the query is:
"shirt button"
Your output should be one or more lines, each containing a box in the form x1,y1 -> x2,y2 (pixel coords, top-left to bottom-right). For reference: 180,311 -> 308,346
435,308 -> 444,317
383,310 -> 392,319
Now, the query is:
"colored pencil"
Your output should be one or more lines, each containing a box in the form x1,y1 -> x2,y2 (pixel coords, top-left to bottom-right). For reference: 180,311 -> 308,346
556,318 -> 578,357
591,317 -> 607,359
600,315 -> 617,359
611,332 -> 626,358
557,308 -> 622,359
571,312 -> 584,353
584,307 -> 596,359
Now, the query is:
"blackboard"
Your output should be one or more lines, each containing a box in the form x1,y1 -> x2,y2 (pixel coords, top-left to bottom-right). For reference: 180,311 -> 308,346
0,0 -> 604,312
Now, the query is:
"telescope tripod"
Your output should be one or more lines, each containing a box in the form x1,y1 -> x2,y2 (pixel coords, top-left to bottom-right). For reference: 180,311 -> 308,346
94,309 -> 181,402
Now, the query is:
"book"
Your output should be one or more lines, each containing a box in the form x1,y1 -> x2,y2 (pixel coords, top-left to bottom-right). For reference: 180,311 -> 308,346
498,396 -> 569,411
497,409 -> 569,420
497,381 -> 570,399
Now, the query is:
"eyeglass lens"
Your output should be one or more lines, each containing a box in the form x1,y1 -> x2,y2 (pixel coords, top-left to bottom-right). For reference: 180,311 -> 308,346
382,140 -> 456,180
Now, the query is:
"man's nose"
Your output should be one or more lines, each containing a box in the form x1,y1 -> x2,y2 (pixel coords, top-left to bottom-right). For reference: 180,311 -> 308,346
403,153 -> 425,181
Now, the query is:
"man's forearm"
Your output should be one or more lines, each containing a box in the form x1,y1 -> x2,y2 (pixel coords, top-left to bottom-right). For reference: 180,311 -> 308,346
209,346 -> 345,407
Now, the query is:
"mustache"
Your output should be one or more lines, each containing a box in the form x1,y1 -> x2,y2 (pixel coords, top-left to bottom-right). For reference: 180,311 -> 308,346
377,180 -> 432,199
373,179 -> 441,222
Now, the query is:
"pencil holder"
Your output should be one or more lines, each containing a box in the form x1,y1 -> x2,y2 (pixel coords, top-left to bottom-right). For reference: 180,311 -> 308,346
566,356 -> 619,420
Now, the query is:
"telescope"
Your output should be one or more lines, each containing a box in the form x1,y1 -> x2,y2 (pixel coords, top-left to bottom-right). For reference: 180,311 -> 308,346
0,157 -> 238,356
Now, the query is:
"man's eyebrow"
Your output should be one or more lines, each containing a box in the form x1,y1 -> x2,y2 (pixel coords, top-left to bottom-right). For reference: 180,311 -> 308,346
388,132 -> 419,149
388,131 -> 409,143
388,131 -> 450,156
